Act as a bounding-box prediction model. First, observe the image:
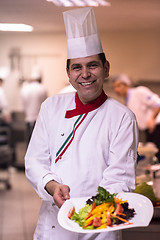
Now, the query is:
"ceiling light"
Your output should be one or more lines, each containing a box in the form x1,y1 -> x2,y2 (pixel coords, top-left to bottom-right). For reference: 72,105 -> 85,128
97,0 -> 111,6
0,24 -> 33,32
69,0 -> 86,6
47,0 -> 111,7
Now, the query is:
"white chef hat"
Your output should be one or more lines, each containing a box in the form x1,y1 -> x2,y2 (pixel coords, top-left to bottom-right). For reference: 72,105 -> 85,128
112,74 -> 131,86
63,7 -> 103,59
30,65 -> 42,80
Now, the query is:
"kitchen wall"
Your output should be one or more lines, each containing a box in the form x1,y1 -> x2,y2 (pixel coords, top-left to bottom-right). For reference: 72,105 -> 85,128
0,29 -> 159,111
102,30 -> 160,81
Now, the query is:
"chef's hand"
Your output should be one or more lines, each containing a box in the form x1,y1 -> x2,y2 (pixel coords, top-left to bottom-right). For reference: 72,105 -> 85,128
45,180 -> 70,208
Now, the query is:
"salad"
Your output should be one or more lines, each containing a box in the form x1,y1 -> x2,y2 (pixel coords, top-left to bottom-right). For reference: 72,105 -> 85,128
68,187 -> 135,230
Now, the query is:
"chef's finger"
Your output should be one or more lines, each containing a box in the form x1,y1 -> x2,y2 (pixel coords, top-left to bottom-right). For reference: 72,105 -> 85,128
54,195 -> 65,208
61,185 -> 70,200
53,185 -> 70,208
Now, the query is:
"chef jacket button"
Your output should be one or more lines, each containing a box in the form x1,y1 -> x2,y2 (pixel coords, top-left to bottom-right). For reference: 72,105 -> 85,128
61,133 -> 64,136
59,156 -> 62,159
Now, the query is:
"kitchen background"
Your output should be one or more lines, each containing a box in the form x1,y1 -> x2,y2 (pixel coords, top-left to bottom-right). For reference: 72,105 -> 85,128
0,1 -> 160,240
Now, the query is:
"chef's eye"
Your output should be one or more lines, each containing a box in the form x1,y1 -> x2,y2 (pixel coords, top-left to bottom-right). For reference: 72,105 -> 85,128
88,63 -> 99,69
72,65 -> 82,70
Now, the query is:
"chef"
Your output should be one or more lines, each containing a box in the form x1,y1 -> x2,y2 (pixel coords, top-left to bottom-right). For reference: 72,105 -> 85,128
25,7 -> 138,240
112,74 -> 160,161
20,65 -> 47,143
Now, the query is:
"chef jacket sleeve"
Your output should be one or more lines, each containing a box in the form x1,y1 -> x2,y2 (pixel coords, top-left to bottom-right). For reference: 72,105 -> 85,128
25,102 -> 63,202
139,86 -> 160,108
99,111 -> 138,193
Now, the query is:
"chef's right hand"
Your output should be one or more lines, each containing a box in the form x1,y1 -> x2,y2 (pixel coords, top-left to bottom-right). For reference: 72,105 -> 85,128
45,180 -> 70,208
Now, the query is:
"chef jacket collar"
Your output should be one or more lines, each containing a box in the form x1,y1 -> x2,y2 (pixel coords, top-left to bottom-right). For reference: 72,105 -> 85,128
65,90 -> 107,118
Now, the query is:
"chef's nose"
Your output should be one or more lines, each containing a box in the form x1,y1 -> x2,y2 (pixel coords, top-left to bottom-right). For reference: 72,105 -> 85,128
81,67 -> 91,79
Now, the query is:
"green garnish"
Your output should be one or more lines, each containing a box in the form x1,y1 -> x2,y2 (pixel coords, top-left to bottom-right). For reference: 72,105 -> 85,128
93,186 -> 117,205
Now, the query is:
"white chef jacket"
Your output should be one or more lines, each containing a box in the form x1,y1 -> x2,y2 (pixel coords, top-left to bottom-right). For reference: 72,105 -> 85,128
25,92 -> 138,240
0,87 -> 9,114
21,81 -> 47,123
126,86 -> 160,130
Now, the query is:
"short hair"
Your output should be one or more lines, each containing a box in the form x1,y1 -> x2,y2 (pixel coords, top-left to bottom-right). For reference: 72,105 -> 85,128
111,74 -> 131,86
66,52 -> 107,69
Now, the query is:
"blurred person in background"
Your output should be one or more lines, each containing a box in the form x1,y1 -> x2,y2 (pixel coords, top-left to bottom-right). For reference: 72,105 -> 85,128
25,7 -> 138,240
0,77 -> 11,125
112,74 -> 160,162
20,65 -> 47,144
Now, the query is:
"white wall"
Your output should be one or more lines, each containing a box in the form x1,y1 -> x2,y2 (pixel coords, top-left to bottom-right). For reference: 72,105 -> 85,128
0,30 -> 160,111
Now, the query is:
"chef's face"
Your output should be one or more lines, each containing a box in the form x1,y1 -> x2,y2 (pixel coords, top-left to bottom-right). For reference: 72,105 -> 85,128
112,80 -> 128,97
67,54 -> 109,104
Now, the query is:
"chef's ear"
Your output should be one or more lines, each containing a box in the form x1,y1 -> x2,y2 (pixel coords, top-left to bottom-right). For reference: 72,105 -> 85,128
66,67 -> 70,78
66,59 -> 70,78
104,60 -> 110,78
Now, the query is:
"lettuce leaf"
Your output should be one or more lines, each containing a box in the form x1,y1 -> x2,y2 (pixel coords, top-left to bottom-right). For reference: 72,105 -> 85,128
71,204 -> 92,227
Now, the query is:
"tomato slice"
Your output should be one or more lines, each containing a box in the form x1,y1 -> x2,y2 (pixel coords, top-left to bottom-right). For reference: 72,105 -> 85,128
67,206 -> 75,219
92,217 -> 102,227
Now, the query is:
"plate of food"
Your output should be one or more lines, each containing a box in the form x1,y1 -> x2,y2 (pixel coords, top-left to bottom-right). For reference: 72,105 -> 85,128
58,187 -> 153,233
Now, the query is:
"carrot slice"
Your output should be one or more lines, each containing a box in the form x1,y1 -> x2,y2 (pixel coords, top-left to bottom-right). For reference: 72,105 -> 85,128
83,219 -> 93,228
111,214 -> 131,223
85,202 -> 96,220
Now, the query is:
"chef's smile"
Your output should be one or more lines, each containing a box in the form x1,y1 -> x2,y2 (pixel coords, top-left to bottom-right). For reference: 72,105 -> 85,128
79,80 -> 96,86
67,54 -> 109,104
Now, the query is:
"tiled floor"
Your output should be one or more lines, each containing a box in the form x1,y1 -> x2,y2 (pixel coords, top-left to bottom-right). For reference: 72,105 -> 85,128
0,168 -> 41,240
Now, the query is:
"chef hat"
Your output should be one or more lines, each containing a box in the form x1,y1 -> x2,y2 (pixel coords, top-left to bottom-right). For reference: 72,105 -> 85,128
112,74 -> 131,86
63,7 -> 103,59
30,65 -> 42,80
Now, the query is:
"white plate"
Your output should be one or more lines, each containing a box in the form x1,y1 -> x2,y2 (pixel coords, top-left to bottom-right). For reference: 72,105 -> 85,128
57,192 -> 153,233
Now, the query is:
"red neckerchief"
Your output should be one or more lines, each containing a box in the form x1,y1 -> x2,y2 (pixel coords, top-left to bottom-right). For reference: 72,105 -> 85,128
65,90 -> 107,118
